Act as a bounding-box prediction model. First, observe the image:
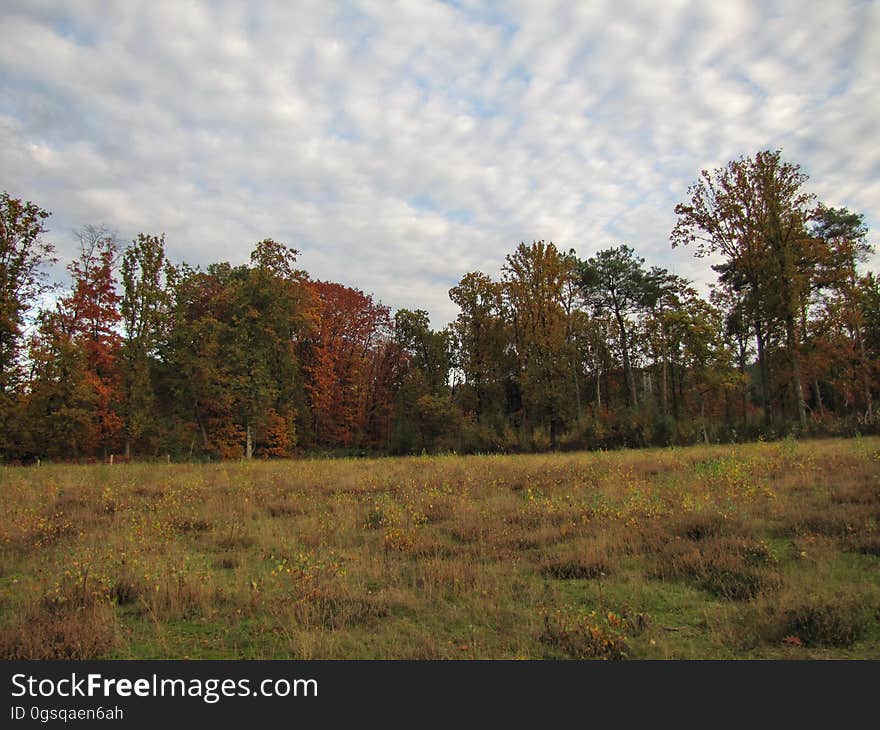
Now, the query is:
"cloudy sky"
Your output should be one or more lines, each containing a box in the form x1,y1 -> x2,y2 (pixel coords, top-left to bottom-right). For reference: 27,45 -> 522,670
2,0 -> 878,326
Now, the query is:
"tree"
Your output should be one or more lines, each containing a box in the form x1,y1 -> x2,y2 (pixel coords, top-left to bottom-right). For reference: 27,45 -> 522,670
809,206 -> 874,422
0,192 -> 56,455
0,192 -> 55,390
578,244 -> 649,408
859,273 -> 880,365
302,280 -> 395,447
502,241 -> 574,442
159,244 -> 309,461
663,285 -> 738,442
710,284 -> 754,426
62,225 -> 124,457
23,225 -> 122,459
394,309 -> 452,392
672,150 -> 816,429
23,308 -> 96,459
448,271 -> 510,421
162,262 -> 231,457
120,233 -> 175,457
642,269 -> 693,419
228,240 -> 310,459
390,309 -> 456,452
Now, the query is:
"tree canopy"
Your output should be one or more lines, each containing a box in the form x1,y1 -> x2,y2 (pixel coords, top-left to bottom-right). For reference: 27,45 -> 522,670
1,150 -> 877,461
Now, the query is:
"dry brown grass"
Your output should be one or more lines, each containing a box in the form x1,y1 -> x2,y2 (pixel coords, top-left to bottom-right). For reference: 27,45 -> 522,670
0,436 -> 878,659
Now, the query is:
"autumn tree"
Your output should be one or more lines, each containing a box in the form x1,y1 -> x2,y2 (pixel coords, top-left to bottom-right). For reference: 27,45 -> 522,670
859,273 -> 880,369
62,225 -> 124,457
302,280 -> 396,447
641,269 -> 694,419
710,284 -> 755,427
0,192 -> 55,390
157,241 -> 309,460
574,310 -> 616,416
502,241 -> 574,442
672,150 -> 816,429
662,285 -> 738,442
24,225 -> 123,459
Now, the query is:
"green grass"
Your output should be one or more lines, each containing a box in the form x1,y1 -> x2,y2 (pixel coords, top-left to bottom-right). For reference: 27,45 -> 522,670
1,437 -> 879,659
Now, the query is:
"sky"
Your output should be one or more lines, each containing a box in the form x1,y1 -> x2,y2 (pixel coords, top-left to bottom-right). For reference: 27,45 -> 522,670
1,0 -> 878,326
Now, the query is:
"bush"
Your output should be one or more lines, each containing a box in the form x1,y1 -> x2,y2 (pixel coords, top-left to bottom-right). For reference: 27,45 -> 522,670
845,534 -> 880,556
652,537 -> 782,601
539,608 -> 630,660
0,604 -> 118,659
756,595 -> 874,647
669,512 -> 750,541
780,504 -> 873,538
540,555 -> 613,580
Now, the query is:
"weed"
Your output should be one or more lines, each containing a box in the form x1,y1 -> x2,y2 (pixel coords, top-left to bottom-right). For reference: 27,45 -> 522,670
539,607 -> 633,660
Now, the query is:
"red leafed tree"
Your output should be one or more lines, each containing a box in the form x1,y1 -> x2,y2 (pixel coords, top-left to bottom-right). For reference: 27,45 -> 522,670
60,226 -> 124,457
302,280 -> 400,447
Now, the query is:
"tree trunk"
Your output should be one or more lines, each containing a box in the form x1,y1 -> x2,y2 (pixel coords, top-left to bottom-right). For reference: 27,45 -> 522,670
670,361 -> 680,421
661,354 -> 669,417
813,379 -> 825,415
738,335 -> 748,427
614,306 -> 638,408
754,319 -> 771,426
193,403 -> 209,449
245,420 -> 253,461
700,395 -> 709,444
785,314 -> 808,430
857,331 -> 874,422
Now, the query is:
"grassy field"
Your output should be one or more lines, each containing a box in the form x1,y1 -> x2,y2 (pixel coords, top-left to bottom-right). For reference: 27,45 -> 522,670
1,437 -> 879,659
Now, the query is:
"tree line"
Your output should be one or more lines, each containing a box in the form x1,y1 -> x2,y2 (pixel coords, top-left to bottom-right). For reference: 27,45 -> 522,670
1,150 -> 877,462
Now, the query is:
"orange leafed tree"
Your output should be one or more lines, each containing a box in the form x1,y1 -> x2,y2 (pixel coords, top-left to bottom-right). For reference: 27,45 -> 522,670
302,280 -> 398,447
60,226 -> 124,456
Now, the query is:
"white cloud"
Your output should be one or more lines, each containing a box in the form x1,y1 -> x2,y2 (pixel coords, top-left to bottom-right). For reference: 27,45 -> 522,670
0,0 -> 877,326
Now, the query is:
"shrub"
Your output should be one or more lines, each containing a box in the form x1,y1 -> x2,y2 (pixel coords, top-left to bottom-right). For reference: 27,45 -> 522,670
539,608 -> 630,660
699,565 -> 780,601
780,504 -> 873,538
669,512 -> 749,541
540,553 -> 613,580
0,604 -> 117,659
844,534 -> 880,556
757,596 -> 874,647
652,537 -> 782,601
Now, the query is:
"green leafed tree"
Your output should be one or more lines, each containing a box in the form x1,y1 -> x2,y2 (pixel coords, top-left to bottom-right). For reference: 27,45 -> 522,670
0,192 -> 56,456
120,233 -> 175,457
577,244 -> 649,409
448,271 -> 510,421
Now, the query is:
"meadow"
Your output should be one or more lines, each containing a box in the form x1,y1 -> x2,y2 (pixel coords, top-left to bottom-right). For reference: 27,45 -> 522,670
1,436 -> 879,660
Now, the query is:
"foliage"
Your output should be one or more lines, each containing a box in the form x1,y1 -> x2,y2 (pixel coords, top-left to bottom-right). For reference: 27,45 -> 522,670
0,150 -> 876,461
